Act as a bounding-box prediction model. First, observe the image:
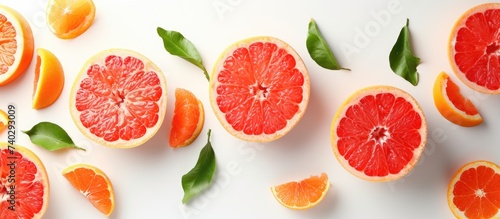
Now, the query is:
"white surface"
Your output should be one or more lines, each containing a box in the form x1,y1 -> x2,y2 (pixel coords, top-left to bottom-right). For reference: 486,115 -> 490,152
1,0 -> 499,218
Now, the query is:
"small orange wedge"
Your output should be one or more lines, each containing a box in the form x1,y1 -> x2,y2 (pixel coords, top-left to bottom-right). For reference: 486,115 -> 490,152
33,48 -> 64,109
433,72 -> 482,127
46,0 -> 96,39
62,164 -> 115,217
0,109 -> 8,133
271,173 -> 330,210
169,88 -> 205,148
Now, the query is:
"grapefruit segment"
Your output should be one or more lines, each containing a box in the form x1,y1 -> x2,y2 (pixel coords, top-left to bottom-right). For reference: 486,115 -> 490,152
209,36 -> 310,142
62,164 -> 114,217
33,48 -> 65,110
0,109 -> 8,133
433,72 -> 482,127
331,86 -> 427,182
46,0 -> 96,39
448,160 -> 500,219
169,88 -> 204,148
271,173 -> 330,210
449,3 -> 500,93
69,49 -> 167,148
0,143 -> 50,218
0,5 -> 34,86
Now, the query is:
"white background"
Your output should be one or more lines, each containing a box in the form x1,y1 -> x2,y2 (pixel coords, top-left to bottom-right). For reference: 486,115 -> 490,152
1,0 -> 499,218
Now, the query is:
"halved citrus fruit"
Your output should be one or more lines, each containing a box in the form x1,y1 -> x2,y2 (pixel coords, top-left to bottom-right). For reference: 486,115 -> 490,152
62,164 -> 114,217
169,88 -> 204,148
46,0 -> 96,39
331,86 -> 427,182
271,173 -> 330,210
33,48 -> 65,110
433,72 -> 482,127
209,36 -> 310,142
0,143 -> 49,218
448,160 -> 500,219
0,109 -> 8,133
449,3 -> 500,94
0,5 -> 34,86
69,49 -> 167,148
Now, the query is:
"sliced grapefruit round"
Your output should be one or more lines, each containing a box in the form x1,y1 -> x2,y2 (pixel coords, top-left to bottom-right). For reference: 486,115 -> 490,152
0,5 -> 34,86
433,72 -> 482,127
331,86 -> 427,182
46,0 -> 96,39
0,143 -> 49,218
448,160 -> 500,219
449,3 -> 500,94
33,48 -> 65,110
62,164 -> 114,217
169,88 -> 204,148
209,36 -> 310,142
69,49 -> 167,148
271,173 -> 330,210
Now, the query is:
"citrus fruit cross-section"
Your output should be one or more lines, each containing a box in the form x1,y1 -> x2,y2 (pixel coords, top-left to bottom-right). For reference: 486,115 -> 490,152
0,143 -> 50,219
271,173 -> 330,210
69,49 -> 167,148
448,3 -> 500,94
169,88 -> 205,148
331,86 -> 427,182
209,36 -> 310,142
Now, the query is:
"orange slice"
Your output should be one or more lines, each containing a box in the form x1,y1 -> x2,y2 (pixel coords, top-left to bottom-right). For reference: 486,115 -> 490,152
433,72 -> 482,127
169,88 -> 205,148
33,48 -> 65,110
0,5 -> 34,86
271,173 -> 330,210
62,164 -> 115,217
0,109 -> 8,133
448,160 -> 500,219
46,0 -> 96,39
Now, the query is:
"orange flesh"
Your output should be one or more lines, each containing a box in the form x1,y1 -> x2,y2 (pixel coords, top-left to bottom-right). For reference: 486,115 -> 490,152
452,165 -> 500,218
0,149 -> 45,218
169,88 -> 201,147
445,76 -> 479,115
0,13 -> 17,75
453,7 -> 500,90
273,173 -> 328,208
63,167 -> 113,216
75,55 -> 163,142
33,55 -> 41,98
216,42 -> 305,135
47,0 -> 94,38
336,93 -> 423,177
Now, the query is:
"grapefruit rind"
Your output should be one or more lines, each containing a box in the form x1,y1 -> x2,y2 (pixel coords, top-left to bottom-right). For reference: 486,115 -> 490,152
0,5 -> 34,86
270,173 -> 330,210
69,48 -> 167,148
448,3 -> 500,94
433,72 -> 482,127
169,88 -> 205,148
62,163 -> 115,217
33,48 -> 65,110
209,36 -> 310,142
0,143 -> 50,218
447,160 -> 500,219
331,86 -> 427,182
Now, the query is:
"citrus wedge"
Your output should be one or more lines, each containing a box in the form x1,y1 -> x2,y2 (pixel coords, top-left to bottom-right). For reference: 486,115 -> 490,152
0,109 -> 8,133
46,0 -> 96,39
169,88 -> 205,148
62,164 -> 115,217
271,173 -> 330,210
33,48 -> 65,110
1,143 -> 50,218
433,72 -> 482,127
448,160 -> 500,219
0,5 -> 34,86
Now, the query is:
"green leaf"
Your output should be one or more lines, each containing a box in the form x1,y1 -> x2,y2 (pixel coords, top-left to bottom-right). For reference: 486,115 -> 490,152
182,129 -> 216,204
157,27 -> 209,81
389,19 -> 421,86
22,121 -> 86,151
306,18 -> 350,71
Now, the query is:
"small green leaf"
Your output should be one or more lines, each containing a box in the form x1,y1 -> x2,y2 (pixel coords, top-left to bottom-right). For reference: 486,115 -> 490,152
182,129 -> 216,204
389,19 -> 421,86
157,27 -> 209,81
22,122 -> 85,151
306,18 -> 350,71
